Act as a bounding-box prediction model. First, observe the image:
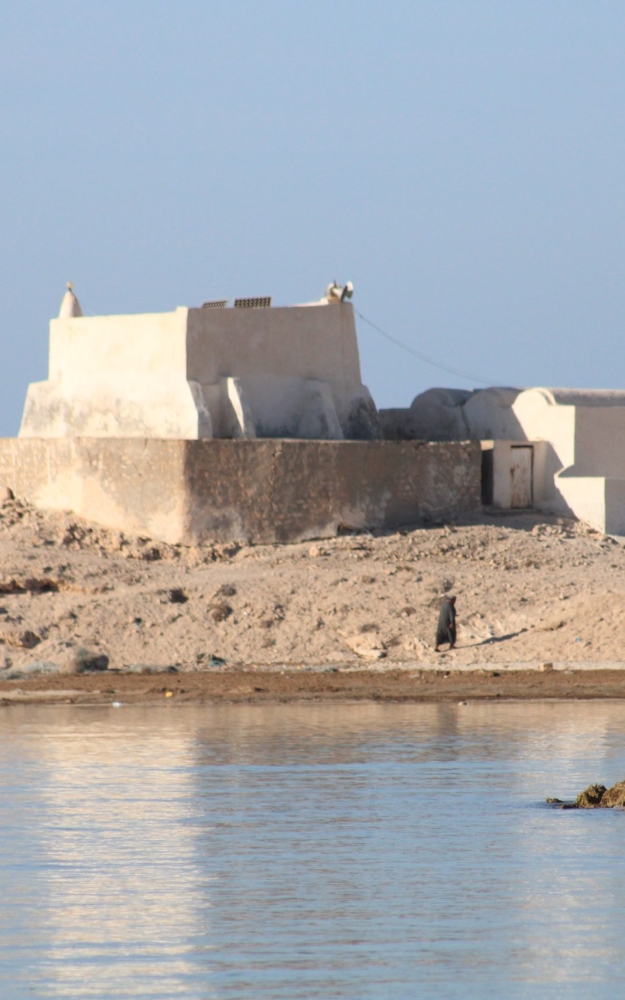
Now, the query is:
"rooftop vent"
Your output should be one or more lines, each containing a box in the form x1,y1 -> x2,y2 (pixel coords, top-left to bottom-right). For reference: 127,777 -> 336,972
233,296 -> 272,309
201,299 -> 228,309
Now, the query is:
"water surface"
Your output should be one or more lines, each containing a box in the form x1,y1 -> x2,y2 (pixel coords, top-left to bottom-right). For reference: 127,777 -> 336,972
1,700 -> 625,999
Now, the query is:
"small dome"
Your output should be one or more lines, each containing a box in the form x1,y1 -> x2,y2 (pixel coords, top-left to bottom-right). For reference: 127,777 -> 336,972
58,282 -> 83,318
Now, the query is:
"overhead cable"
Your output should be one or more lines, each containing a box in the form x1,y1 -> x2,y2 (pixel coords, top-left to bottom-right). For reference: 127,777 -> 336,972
355,308 -> 501,387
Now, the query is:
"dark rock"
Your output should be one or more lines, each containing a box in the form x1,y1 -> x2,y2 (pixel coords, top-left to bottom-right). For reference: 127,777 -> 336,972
20,631 -> 41,649
600,780 -> 625,808
196,652 -> 226,668
210,602 -> 232,622
551,778 -> 625,809
62,646 -> 109,674
216,584 -> 237,598
575,784 -> 607,808
169,588 -> 188,604
141,547 -> 162,561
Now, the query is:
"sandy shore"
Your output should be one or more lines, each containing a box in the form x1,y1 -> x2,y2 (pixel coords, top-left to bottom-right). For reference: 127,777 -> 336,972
4,666 -> 625,705
2,494 -> 625,702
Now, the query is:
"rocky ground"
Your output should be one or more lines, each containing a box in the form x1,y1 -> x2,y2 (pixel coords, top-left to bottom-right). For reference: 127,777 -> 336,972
0,493 -> 624,690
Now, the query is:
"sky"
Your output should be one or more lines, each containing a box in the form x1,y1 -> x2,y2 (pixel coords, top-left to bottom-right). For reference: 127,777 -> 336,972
2,1 -> 625,435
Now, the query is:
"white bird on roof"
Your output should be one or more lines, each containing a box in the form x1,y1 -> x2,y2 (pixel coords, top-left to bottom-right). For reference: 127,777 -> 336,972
58,282 -> 83,318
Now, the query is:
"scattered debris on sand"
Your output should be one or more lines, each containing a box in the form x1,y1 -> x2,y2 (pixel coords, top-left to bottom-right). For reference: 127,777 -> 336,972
0,493 -> 625,679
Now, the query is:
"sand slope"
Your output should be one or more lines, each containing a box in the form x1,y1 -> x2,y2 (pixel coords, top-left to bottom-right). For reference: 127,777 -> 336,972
0,494 -> 623,673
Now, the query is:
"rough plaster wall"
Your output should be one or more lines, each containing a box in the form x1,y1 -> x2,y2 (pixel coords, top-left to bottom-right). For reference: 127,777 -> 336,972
384,388 -> 472,441
0,438 -> 188,542
572,408 -> 625,477
20,305 -> 196,440
21,302 -> 381,442
187,382 -> 213,439
463,388 -> 523,439
223,378 -> 256,439
20,376 -> 207,440
605,480 -> 625,535
336,386 -> 383,441
183,439 -> 481,544
512,395 -> 576,507
380,387 -> 523,442
297,381 -> 344,440
227,375 -> 338,438
0,439 -> 481,545
378,408 -> 418,441
48,310 -> 188,381
186,303 -> 362,393
202,376 -> 378,441
555,475 -> 607,530
554,476 -> 625,534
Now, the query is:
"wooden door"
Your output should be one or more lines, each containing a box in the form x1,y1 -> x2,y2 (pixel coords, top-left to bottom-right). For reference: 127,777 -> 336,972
510,446 -> 533,508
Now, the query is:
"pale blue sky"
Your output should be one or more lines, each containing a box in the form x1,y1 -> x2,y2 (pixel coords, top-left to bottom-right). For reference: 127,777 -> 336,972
2,1 -> 625,434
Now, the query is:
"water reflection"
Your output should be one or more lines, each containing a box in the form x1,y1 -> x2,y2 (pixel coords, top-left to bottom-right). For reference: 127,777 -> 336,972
1,701 -> 625,998
0,707 -> 215,998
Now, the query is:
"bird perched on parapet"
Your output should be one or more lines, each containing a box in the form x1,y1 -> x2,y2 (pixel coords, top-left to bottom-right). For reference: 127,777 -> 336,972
58,282 -> 83,318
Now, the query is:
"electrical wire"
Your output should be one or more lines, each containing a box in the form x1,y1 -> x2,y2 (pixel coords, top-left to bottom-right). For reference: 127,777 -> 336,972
354,308 -> 502,386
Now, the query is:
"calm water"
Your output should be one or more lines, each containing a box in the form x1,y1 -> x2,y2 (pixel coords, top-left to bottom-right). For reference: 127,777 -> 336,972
1,700 -> 625,1000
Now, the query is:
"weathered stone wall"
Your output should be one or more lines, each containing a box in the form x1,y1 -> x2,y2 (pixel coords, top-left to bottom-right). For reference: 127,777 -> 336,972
0,438 -> 481,545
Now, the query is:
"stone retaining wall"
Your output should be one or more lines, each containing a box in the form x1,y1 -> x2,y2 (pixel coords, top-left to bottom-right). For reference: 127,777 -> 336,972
0,438 -> 481,544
